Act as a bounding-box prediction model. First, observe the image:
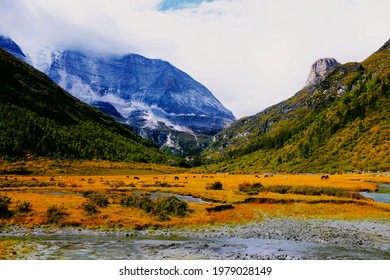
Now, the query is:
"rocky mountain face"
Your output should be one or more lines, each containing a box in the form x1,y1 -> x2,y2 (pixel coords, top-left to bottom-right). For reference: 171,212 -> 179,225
204,39 -> 390,173
28,49 -> 235,156
305,58 -> 340,87
0,36 -> 235,156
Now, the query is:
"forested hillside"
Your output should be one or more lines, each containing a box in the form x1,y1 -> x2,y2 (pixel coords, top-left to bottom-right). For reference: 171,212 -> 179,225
0,49 -> 172,164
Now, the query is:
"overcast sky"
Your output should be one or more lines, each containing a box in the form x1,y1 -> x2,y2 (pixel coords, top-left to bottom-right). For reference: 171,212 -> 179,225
1,0 -> 389,118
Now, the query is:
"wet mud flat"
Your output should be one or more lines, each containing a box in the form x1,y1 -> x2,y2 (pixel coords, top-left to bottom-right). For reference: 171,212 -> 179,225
1,218 -> 389,260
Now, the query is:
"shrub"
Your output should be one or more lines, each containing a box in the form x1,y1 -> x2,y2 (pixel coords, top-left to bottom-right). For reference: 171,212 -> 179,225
269,185 -> 359,198
156,182 -> 171,188
82,190 -> 109,215
206,181 -> 223,190
120,194 -> 138,207
46,205 -> 68,224
82,201 -> 100,215
154,196 -> 189,217
267,185 -> 291,194
121,194 -> 189,218
172,184 -> 185,188
82,190 -> 94,197
238,183 -> 362,199
0,194 -> 12,218
120,194 -> 154,213
82,190 -> 109,207
16,201 -> 33,213
239,182 -> 264,195
137,195 -> 154,212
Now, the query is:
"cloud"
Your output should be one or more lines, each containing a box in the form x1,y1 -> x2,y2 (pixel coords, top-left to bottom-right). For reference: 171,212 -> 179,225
1,0 -> 390,118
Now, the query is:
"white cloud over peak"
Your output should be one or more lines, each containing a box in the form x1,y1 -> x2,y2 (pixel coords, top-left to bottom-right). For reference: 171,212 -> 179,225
1,0 -> 390,118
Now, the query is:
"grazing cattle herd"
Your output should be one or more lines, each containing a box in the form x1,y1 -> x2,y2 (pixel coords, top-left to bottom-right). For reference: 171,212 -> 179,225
126,174 -> 331,182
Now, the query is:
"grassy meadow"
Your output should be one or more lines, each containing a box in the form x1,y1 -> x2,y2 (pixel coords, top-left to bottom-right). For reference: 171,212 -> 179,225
1,160 -> 389,232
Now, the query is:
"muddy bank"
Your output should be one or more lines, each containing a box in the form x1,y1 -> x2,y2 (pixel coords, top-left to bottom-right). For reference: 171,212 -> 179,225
1,218 -> 389,260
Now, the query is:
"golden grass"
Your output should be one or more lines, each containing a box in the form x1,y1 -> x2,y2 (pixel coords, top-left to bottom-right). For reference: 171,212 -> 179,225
1,171 -> 389,229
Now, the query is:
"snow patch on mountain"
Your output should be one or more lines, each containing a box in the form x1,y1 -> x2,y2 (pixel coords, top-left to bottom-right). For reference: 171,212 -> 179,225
53,69 -> 196,134
24,47 -> 57,73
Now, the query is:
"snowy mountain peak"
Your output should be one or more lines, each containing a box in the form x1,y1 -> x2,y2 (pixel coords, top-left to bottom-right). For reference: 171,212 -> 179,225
22,46 -> 235,154
38,49 -> 235,129
0,36 -> 26,61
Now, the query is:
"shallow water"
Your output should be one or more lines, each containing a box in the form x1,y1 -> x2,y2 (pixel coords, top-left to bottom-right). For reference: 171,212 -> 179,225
4,233 -> 389,260
360,184 -> 390,203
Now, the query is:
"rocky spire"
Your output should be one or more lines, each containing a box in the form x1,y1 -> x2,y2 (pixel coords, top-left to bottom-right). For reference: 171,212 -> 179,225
305,58 -> 340,87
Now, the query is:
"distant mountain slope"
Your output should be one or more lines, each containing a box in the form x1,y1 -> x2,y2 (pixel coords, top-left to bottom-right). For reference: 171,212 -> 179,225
0,48 -> 172,163
23,47 -> 235,156
204,39 -> 390,173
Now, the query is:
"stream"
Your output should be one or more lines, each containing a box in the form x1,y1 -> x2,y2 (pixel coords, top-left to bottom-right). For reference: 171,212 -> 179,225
360,183 -> 390,203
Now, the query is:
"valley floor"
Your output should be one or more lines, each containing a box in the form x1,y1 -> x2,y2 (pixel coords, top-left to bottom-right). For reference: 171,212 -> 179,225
0,160 -> 389,259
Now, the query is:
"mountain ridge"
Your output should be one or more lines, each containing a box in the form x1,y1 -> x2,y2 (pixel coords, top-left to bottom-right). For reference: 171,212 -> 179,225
203,38 -> 390,173
376,38 -> 390,53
